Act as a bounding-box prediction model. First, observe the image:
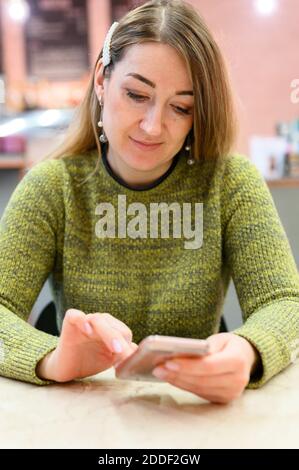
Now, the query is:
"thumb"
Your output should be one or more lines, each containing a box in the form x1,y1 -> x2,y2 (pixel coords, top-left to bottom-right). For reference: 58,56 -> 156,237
207,332 -> 231,354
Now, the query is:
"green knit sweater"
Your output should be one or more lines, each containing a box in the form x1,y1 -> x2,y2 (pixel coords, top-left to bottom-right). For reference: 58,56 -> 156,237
1,147 -> 299,388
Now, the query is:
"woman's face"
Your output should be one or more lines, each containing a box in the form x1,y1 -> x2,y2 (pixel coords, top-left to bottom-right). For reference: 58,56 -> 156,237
94,42 -> 194,185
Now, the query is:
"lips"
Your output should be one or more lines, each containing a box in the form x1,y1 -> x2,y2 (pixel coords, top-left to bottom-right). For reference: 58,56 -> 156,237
131,137 -> 162,146
130,137 -> 163,152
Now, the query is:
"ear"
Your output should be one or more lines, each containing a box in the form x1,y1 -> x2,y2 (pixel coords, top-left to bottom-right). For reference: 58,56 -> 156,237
94,58 -> 105,101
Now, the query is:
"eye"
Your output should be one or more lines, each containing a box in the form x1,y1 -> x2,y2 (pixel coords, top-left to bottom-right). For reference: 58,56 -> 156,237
126,91 -> 147,102
126,90 -> 192,116
173,105 -> 192,116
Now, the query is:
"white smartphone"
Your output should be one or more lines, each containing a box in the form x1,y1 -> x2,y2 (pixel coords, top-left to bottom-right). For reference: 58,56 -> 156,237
115,335 -> 210,382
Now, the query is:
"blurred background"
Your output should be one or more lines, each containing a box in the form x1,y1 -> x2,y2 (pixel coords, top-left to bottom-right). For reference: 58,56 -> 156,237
0,0 -> 298,332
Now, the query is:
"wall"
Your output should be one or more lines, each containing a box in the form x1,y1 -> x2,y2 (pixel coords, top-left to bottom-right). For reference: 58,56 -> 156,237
187,0 -> 299,155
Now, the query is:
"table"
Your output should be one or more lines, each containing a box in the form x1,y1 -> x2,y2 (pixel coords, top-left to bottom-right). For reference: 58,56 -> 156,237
1,363 -> 299,449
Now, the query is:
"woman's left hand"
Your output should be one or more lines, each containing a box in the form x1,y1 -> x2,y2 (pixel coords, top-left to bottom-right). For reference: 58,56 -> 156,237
152,333 -> 260,404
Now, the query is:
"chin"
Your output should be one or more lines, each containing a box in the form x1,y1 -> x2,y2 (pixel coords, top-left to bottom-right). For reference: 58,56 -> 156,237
122,151 -> 163,172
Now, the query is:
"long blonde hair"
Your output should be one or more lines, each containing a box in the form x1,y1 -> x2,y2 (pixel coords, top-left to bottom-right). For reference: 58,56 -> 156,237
45,0 -> 238,180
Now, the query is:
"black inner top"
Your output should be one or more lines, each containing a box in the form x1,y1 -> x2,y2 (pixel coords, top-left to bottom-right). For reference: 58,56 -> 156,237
101,143 -> 182,191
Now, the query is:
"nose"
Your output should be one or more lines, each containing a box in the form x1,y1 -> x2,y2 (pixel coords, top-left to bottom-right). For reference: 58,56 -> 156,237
139,105 -> 164,137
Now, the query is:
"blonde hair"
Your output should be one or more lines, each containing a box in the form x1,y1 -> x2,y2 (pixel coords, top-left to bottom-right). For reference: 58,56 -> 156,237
45,0 -> 238,181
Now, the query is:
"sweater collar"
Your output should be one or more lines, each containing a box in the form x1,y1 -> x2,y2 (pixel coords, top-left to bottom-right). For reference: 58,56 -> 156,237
100,143 -> 183,192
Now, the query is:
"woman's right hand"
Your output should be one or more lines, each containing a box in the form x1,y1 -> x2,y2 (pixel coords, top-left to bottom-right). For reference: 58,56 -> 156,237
36,309 -> 138,382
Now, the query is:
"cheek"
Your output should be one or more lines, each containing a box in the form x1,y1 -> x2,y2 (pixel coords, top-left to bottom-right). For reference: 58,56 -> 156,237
107,101 -> 135,134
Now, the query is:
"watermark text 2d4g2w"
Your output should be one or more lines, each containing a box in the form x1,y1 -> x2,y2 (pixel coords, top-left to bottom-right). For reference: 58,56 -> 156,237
95,195 -> 203,250
291,79 -> 299,104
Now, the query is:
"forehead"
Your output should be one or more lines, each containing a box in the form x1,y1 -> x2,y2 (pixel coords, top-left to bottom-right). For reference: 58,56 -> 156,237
113,42 -> 193,88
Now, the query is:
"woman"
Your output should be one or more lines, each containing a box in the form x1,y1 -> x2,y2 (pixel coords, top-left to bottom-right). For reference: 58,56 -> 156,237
1,0 -> 299,404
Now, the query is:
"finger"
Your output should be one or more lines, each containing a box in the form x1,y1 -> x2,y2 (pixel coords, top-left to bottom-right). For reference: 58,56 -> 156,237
60,310 -> 94,347
88,313 -> 133,344
65,310 -> 135,360
166,370 -> 235,388
152,367 -> 235,403
63,309 -> 91,335
66,310 -> 134,345
114,343 -> 138,368
153,365 -> 234,389
161,353 -> 235,377
168,375 -> 230,402
88,314 -> 134,359
63,309 -> 95,338
64,308 -> 86,325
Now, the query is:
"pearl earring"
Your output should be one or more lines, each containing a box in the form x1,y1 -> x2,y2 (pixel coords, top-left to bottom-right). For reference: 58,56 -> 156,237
97,96 -> 108,144
185,135 -> 195,165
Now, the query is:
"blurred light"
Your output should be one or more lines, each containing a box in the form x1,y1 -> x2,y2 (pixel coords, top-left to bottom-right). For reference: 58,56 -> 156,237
38,110 -> 62,127
7,0 -> 30,23
0,79 -> 5,105
254,0 -> 278,16
0,118 -> 26,137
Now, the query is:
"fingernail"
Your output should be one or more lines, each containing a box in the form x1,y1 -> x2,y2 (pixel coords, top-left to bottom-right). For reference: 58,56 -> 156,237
152,367 -> 167,379
84,322 -> 93,336
112,339 -> 123,353
165,361 -> 180,371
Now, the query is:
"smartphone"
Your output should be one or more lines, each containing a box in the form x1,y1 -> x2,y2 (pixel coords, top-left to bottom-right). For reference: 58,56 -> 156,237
115,335 -> 210,382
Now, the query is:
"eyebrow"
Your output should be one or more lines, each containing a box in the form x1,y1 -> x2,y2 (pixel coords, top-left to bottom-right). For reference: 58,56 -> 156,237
125,73 -> 194,96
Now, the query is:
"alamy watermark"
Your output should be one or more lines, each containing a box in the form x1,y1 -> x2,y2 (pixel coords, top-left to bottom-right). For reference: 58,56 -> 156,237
290,78 -> 299,104
95,195 -> 203,250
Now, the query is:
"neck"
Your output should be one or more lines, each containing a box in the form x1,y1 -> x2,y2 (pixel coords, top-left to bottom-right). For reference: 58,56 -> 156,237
106,147 -> 174,189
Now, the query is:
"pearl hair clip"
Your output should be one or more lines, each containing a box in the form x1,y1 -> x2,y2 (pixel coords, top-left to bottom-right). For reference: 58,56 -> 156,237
102,21 -> 119,67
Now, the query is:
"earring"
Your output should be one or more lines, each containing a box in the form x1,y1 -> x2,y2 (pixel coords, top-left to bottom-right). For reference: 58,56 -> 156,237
185,135 -> 195,166
97,96 -> 108,144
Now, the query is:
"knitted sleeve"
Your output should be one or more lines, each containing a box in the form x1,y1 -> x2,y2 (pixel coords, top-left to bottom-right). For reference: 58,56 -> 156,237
0,160 -> 63,385
222,154 -> 299,388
